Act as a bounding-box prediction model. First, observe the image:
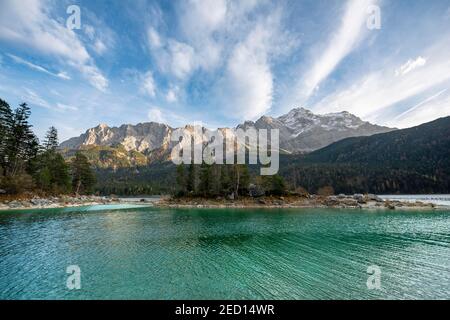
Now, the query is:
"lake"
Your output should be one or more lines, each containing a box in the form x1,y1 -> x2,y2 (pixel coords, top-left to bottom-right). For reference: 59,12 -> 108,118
0,206 -> 449,299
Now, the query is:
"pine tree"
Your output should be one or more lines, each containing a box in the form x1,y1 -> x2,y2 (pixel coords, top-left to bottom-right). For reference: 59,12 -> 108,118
176,164 -> 186,195
0,99 -> 13,175
232,164 -> 250,198
71,152 -> 96,195
238,165 -> 250,195
220,165 -> 232,196
43,126 -> 59,151
187,162 -> 196,194
6,103 -> 38,177
263,175 -> 287,196
33,127 -> 71,193
199,162 -> 212,197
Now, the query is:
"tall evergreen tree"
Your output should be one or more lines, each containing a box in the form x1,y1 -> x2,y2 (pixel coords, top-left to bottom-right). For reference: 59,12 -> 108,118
42,126 -> 59,151
220,165 -> 232,195
187,162 -> 196,194
199,163 -> 212,197
232,164 -> 250,198
6,103 -> 38,177
0,99 -> 13,175
176,164 -> 186,195
71,152 -> 96,195
33,127 -> 71,193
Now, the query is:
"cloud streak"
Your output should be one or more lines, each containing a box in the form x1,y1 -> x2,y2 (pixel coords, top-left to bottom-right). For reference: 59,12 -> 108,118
312,37 -> 450,127
301,0 -> 377,98
7,54 -> 71,80
0,0 -> 108,91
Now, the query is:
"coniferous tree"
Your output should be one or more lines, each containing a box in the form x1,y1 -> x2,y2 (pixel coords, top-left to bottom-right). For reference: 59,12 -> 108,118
238,165 -> 250,195
263,175 -> 287,196
176,164 -> 186,195
220,165 -> 232,196
6,103 -> 38,177
0,99 -> 13,175
199,162 -> 212,197
187,162 -> 196,194
71,152 -> 96,195
33,127 -> 71,193
231,164 -> 250,198
42,126 -> 59,151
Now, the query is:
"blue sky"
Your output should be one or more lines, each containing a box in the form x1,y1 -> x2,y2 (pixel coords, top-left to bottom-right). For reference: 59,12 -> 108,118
0,0 -> 450,141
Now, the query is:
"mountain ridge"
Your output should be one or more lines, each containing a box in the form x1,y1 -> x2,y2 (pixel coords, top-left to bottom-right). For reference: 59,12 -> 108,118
60,107 -> 394,166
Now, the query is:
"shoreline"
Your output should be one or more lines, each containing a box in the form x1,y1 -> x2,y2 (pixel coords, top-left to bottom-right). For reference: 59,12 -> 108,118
0,194 -> 448,212
154,194 -> 447,211
0,195 -> 123,211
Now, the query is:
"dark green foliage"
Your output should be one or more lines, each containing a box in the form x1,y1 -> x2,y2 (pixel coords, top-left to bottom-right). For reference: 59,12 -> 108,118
263,175 -> 287,196
0,101 -> 39,193
33,151 -> 71,193
176,164 -> 186,195
71,152 -> 96,195
220,165 -> 232,195
4,103 -> 39,177
93,161 -> 176,195
187,163 -> 196,193
198,163 -> 212,197
42,126 -> 59,151
31,127 -> 71,194
0,99 -> 13,172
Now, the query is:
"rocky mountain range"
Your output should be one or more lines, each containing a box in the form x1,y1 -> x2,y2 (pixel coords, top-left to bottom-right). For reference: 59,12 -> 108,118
60,107 -> 394,166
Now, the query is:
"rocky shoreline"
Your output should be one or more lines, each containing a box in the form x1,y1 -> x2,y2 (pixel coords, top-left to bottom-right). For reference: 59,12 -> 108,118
0,193 -> 445,211
155,193 -> 442,210
0,195 -> 121,211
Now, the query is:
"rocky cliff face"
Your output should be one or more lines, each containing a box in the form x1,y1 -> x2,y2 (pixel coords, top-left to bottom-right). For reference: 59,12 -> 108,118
61,122 -> 173,153
60,107 -> 395,165
239,107 -> 395,153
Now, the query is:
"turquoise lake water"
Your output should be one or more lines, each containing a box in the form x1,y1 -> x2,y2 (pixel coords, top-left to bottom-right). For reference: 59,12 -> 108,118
0,206 -> 449,299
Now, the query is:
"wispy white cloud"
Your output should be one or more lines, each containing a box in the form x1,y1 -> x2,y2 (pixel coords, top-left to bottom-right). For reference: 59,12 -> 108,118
140,71 -> 157,97
218,24 -> 273,119
0,0 -> 108,91
312,38 -> 450,126
215,8 -> 297,120
7,53 -> 71,80
389,89 -> 450,128
146,29 -> 196,80
393,88 -> 447,121
167,40 -> 196,80
300,0 -> 377,99
147,27 -> 162,49
22,88 -> 78,112
23,88 -> 52,109
166,85 -> 179,103
55,103 -> 78,111
395,56 -> 427,76
146,0 -> 268,82
148,107 -> 165,123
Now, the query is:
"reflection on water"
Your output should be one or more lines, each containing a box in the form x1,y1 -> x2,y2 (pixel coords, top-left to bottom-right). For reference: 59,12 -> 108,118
0,207 -> 449,299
